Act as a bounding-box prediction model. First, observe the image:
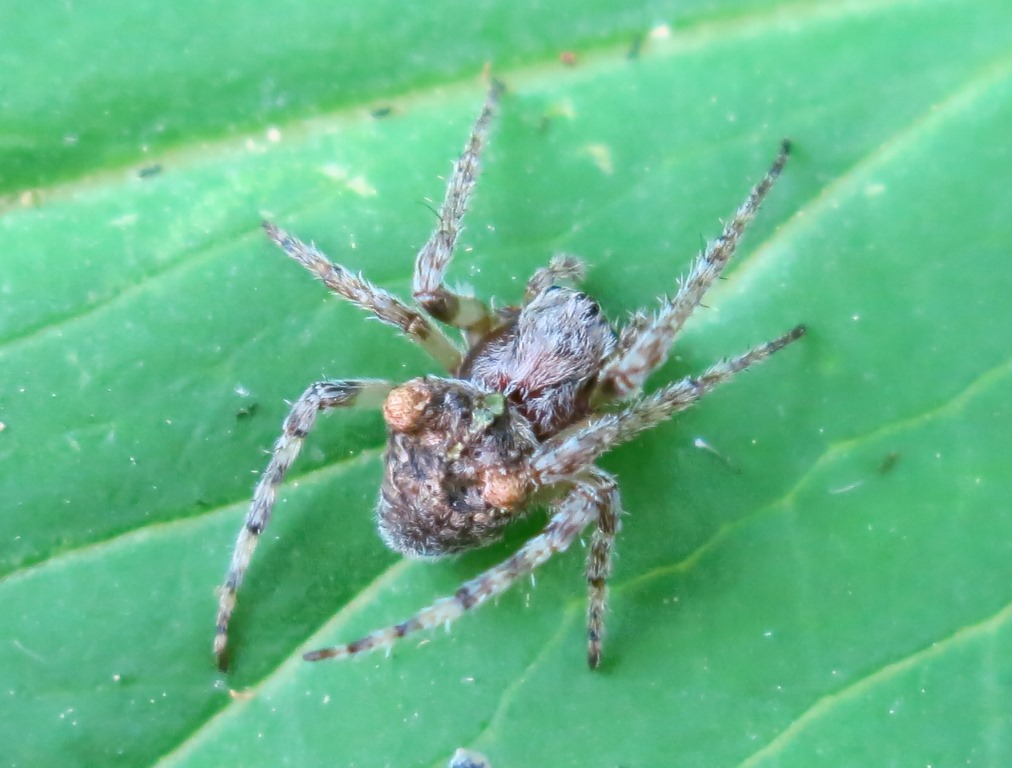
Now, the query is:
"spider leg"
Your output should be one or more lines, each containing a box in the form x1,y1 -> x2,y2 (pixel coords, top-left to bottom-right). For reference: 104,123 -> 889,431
263,222 -> 462,372
584,473 -> 622,668
533,325 -> 805,483
302,470 -> 614,664
412,81 -> 504,336
523,253 -> 587,303
597,141 -> 791,400
214,378 -> 394,671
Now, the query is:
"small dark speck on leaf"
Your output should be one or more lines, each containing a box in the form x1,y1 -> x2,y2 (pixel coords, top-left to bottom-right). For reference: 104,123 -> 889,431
878,451 -> 900,475
627,34 -> 644,60
236,402 -> 261,421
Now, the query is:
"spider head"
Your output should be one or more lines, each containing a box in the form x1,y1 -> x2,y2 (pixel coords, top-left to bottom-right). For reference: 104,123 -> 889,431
461,285 -> 617,438
376,377 -> 538,557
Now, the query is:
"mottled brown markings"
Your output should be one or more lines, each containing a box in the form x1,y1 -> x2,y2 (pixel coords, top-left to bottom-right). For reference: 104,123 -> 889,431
455,586 -> 478,610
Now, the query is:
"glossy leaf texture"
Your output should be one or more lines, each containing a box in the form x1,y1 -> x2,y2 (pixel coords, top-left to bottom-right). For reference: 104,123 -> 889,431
1,1 -> 1010,766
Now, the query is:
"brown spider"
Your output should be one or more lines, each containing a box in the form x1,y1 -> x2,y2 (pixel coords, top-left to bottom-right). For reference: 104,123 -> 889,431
214,81 -> 804,672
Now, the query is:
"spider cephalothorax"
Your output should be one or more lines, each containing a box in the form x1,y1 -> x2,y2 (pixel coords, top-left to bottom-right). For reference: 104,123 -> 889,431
214,81 -> 804,671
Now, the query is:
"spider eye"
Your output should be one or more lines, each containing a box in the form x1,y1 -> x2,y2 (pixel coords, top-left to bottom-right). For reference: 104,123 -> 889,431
572,291 -> 600,317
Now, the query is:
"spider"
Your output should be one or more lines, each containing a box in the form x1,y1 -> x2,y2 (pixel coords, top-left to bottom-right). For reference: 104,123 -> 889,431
214,81 -> 804,672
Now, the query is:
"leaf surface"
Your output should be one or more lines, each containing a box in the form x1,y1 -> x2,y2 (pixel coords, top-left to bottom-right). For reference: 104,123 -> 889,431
2,1 -> 1010,766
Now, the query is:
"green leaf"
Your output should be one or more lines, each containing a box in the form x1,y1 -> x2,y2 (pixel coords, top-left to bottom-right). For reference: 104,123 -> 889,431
2,1 -> 1010,766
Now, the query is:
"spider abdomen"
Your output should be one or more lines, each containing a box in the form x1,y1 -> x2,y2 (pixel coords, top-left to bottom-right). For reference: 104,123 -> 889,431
377,377 -> 538,557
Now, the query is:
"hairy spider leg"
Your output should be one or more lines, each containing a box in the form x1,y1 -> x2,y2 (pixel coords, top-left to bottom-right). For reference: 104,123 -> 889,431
263,222 -> 463,372
412,81 -> 505,337
598,141 -> 792,400
523,254 -> 588,302
302,470 -> 616,664
533,325 -> 806,483
584,474 -> 622,668
215,379 -> 394,671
